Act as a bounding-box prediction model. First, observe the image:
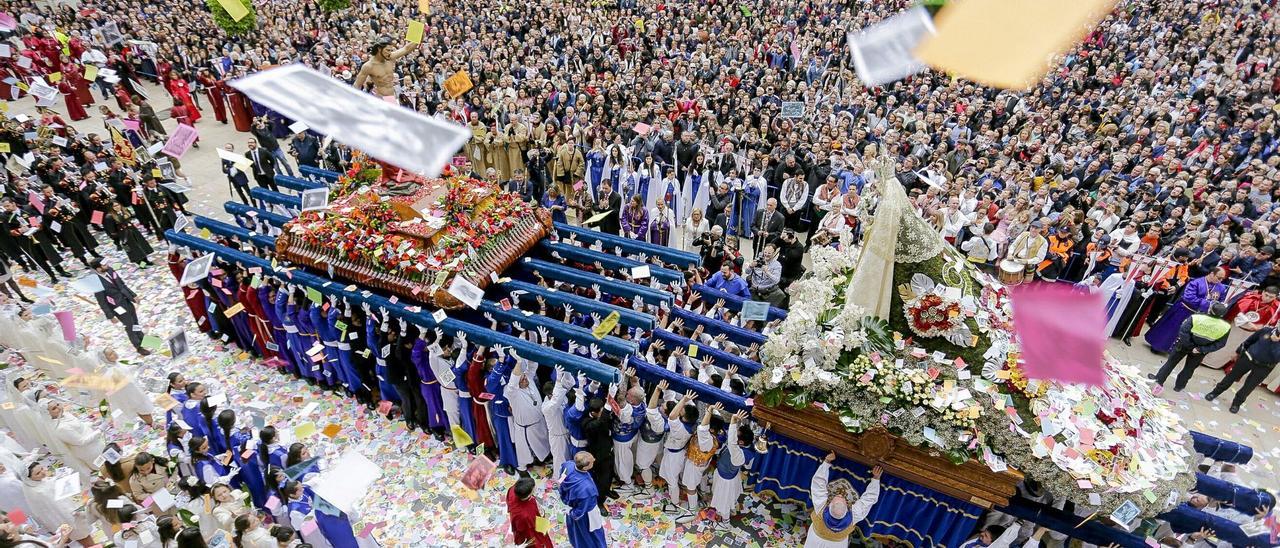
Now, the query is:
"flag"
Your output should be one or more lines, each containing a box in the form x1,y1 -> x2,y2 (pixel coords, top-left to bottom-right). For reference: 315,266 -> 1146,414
108,125 -> 137,166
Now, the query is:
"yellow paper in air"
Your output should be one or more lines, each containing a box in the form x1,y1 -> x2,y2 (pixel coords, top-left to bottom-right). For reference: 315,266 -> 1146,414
83,65 -> 98,81
406,21 -> 425,44
451,424 -> 473,447
294,422 -> 318,439
217,0 -> 251,21
418,0 -> 430,14
535,516 -> 551,533
590,310 -> 619,339
223,302 -> 245,317
913,0 -> 1116,90
47,72 -> 62,83
199,228 -> 212,240
152,169 -> 163,178
0,143 -> 9,153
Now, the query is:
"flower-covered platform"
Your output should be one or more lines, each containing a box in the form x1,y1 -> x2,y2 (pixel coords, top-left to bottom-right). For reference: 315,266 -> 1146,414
276,161 -> 552,309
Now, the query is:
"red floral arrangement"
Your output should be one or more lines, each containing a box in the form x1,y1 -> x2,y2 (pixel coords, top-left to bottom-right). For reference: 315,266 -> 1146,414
904,293 -> 964,338
290,176 -> 536,289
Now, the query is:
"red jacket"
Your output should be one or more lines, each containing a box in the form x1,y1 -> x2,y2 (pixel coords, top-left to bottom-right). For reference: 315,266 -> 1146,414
506,486 -> 552,547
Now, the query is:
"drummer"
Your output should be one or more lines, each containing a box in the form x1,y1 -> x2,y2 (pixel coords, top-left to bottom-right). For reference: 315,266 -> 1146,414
1205,286 -> 1280,370
1005,220 -> 1049,283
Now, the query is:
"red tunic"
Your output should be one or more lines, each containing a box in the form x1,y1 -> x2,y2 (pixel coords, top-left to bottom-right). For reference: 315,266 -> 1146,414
466,355 -> 496,449
198,75 -> 228,123
58,80 -> 89,121
66,64 -> 95,106
227,87 -> 253,132
167,78 -> 202,123
506,486 -> 553,548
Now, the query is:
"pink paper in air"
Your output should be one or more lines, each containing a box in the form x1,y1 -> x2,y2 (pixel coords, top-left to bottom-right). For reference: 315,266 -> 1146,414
122,119 -> 141,132
161,123 -> 199,158
0,13 -> 15,31
1010,283 -> 1106,387
53,310 -> 76,343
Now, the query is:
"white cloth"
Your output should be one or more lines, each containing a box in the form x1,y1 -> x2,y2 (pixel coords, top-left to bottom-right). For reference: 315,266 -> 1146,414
658,421 -> 692,487
427,343 -> 463,430
21,475 -> 91,538
679,425 -> 713,488
709,426 -> 746,518
239,526 -> 277,548
504,368 -> 550,468
98,359 -> 156,420
52,413 -> 105,479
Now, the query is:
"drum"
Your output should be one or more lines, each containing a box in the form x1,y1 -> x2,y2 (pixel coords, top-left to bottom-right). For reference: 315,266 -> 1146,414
999,260 -> 1025,286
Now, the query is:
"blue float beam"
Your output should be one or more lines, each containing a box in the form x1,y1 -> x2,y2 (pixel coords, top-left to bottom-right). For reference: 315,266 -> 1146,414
274,175 -> 325,193
164,231 -> 620,384
225,202 -> 291,228
1157,505 -> 1272,547
250,188 -> 302,212
519,258 -> 673,306
538,240 -> 684,285
650,328 -> 761,376
192,216 -> 277,250
554,222 -> 700,268
1194,472 -> 1275,513
627,356 -> 748,413
1001,497 -> 1146,548
668,307 -> 766,347
1191,431 -> 1253,464
476,300 -> 637,358
692,284 -> 788,321
299,165 -> 340,183
497,279 -> 654,330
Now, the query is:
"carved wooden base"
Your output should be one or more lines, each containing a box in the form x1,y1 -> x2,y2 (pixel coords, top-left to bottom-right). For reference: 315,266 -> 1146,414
753,402 -> 1022,508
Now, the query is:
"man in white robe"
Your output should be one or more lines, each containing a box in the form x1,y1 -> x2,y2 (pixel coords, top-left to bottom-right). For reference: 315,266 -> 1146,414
503,356 -> 550,472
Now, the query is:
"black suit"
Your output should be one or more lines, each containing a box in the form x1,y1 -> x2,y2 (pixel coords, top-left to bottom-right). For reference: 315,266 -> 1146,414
753,208 -> 785,249
93,267 -> 146,351
590,190 -> 622,235
223,159 -> 252,204
247,148 -> 279,192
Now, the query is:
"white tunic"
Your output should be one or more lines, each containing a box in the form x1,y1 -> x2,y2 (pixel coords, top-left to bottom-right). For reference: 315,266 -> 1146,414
504,366 -> 550,467
709,426 -> 746,518
21,475 -> 92,538
52,413 -> 105,478
658,420 -> 692,485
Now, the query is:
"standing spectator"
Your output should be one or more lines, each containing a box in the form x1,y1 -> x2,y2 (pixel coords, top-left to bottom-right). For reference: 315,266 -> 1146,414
90,258 -> 150,355
250,117 -> 295,177
1206,326 -> 1280,414
246,138 -> 279,193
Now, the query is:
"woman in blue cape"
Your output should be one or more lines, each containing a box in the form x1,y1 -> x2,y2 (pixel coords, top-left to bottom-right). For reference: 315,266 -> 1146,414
1145,269 -> 1227,353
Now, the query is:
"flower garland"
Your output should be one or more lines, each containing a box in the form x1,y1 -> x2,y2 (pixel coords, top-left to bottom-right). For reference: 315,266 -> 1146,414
753,232 -> 1195,517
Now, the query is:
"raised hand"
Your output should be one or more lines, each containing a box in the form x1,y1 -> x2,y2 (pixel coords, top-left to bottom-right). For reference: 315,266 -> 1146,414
871,465 -> 883,479
824,451 -> 836,463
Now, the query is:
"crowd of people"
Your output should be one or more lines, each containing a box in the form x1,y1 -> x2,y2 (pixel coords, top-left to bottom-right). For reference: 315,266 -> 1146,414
0,0 -> 1275,545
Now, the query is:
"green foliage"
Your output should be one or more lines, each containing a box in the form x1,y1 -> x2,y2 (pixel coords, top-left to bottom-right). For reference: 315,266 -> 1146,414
205,0 -> 257,36
317,0 -> 351,10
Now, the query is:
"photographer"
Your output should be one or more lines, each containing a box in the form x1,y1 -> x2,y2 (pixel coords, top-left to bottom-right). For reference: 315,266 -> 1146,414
745,242 -> 785,306
250,116 -> 296,177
